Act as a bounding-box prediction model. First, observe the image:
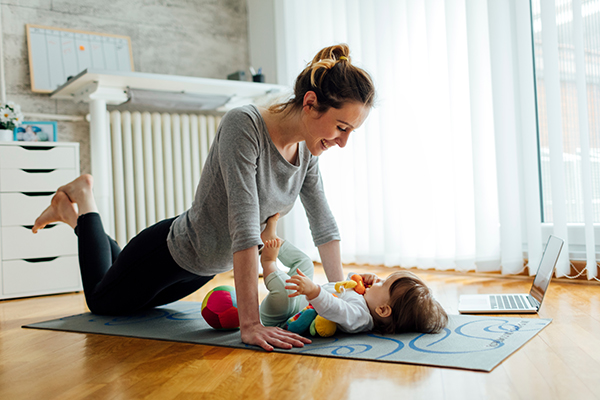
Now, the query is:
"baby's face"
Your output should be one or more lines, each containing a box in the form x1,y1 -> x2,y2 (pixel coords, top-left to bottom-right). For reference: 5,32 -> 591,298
364,271 -> 423,310
363,272 -> 403,308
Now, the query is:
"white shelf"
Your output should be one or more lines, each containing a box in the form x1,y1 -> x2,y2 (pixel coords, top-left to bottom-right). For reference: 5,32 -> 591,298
50,69 -> 289,110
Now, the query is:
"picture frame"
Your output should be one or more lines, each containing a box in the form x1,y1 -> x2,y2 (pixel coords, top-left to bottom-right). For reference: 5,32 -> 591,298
13,121 -> 57,142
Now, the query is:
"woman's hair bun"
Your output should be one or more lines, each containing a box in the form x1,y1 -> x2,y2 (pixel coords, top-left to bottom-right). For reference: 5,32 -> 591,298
270,43 -> 375,114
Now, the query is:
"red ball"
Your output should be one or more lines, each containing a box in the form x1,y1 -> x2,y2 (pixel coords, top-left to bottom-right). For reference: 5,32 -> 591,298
201,285 -> 239,330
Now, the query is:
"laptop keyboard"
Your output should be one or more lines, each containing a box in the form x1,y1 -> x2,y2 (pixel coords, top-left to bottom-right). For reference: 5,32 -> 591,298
490,294 -> 535,310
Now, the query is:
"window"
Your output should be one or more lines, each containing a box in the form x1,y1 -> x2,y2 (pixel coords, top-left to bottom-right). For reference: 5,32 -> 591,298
532,0 -> 600,224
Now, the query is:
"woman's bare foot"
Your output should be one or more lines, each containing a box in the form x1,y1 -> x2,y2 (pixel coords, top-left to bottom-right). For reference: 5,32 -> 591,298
32,191 -> 78,233
261,239 -> 283,279
32,174 -> 98,233
261,213 -> 281,243
57,174 -> 95,208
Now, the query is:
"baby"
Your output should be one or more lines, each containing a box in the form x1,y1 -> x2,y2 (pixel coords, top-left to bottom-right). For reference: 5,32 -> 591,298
259,215 -> 448,335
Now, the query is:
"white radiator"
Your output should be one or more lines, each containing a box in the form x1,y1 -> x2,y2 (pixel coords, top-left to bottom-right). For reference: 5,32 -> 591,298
108,111 -> 221,246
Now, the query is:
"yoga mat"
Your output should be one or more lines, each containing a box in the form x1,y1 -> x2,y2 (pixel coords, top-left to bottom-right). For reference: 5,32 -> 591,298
24,301 -> 551,372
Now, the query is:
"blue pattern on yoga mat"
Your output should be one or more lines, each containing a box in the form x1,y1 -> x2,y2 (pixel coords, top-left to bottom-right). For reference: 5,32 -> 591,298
23,301 -> 551,372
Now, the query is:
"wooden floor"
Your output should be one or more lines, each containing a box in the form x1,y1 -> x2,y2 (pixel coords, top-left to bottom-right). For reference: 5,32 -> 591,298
1,265 -> 599,400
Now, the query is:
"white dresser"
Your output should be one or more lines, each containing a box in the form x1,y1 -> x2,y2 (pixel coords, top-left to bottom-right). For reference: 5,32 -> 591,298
0,142 -> 82,299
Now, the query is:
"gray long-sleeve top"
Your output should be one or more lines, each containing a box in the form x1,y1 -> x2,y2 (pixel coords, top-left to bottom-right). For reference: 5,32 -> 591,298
167,104 -> 340,276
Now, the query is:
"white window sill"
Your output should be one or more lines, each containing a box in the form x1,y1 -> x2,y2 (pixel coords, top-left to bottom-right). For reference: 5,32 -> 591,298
540,223 -> 600,260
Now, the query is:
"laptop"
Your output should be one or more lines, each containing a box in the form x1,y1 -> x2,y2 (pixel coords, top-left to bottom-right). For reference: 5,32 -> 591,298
458,235 -> 564,314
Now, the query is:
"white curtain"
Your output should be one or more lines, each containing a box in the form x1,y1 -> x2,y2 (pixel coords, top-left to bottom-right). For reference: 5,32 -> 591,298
275,0 -> 598,279
533,0 -> 599,280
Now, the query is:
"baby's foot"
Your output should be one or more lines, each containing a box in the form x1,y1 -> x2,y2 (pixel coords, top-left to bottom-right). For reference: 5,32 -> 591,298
32,191 -> 78,233
261,213 -> 281,243
261,239 -> 283,263
260,239 -> 283,279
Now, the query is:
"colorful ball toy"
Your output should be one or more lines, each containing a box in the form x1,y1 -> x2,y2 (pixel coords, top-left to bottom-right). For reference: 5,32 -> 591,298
201,285 -> 240,330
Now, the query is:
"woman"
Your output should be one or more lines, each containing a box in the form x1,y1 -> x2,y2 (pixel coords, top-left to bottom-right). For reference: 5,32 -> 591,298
32,43 -> 375,351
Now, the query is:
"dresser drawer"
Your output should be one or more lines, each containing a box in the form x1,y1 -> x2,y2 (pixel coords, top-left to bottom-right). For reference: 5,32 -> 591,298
0,192 -> 54,226
1,224 -> 77,260
0,169 -> 77,193
0,145 -> 76,169
2,255 -> 81,296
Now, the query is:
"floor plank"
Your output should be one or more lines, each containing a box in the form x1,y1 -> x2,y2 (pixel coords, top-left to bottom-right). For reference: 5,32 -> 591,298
1,266 -> 599,400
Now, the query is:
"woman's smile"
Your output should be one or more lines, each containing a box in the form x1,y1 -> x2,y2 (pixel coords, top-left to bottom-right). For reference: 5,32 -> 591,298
303,101 -> 370,156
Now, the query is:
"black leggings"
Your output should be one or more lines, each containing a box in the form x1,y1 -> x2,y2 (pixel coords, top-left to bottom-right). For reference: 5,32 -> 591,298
75,213 -> 214,315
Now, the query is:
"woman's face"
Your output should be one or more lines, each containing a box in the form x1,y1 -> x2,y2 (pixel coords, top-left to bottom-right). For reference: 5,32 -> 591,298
302,97 -> 370,156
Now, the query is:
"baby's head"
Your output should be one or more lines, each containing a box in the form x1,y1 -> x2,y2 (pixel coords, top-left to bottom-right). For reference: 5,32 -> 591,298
364,271 -> 448,334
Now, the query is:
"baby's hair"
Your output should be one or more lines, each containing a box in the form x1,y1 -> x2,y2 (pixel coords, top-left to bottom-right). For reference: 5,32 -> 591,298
372,271 -> 448,335
270,43 -> 375,114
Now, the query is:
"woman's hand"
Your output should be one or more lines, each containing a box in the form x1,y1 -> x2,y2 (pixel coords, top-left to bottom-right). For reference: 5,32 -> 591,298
240,323 -> 312,352
285,270 -> 321,300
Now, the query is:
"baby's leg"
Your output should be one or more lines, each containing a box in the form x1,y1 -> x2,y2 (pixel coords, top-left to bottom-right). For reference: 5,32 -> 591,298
278,241 -> 314,281
261,213 -> 313,280
260,238 -> 291,326
258,214 -> 312,327
259,240 -> 312,327
260,269 -> 308,328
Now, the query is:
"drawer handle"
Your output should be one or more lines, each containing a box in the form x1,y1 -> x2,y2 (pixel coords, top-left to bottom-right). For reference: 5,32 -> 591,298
20,145 -> 55,151
22,224 -> 56,230
21,169 -> 56,174
23,256 -> 59,263
22,192 -> 55,197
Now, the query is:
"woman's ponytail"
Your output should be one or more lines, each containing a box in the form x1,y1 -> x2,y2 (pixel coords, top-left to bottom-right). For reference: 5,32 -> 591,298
270,43 -> 375,114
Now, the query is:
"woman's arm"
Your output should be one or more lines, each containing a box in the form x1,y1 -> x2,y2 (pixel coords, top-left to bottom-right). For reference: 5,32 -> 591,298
233,246 -> 311,351
317,240 -> 344,282
299,156 -> 342,272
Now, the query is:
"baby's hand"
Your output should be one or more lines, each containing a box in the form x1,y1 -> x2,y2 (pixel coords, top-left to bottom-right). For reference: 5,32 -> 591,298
359,273 -> 380,287
285,270 -> 320,300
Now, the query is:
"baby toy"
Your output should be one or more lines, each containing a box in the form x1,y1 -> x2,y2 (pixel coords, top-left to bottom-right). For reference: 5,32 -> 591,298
285,303 -> 338,338
335,274 -> 370,295
285,305 -> 317,334
201,285 -> 240,330
309,315 -> 337,337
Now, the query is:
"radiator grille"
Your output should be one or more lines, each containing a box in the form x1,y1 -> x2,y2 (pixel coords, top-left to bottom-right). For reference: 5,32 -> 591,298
108,111 -> 221,246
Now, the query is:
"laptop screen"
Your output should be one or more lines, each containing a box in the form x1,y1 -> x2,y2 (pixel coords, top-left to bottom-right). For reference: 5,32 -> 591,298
529,235 -> 564,304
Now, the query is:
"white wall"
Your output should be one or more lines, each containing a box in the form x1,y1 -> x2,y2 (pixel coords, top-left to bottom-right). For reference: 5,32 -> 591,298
247,0 -> 276,84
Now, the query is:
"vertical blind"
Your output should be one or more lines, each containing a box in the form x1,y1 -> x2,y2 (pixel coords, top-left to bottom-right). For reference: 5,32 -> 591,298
276,0 -> 598,280
533,0 -> 599,280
